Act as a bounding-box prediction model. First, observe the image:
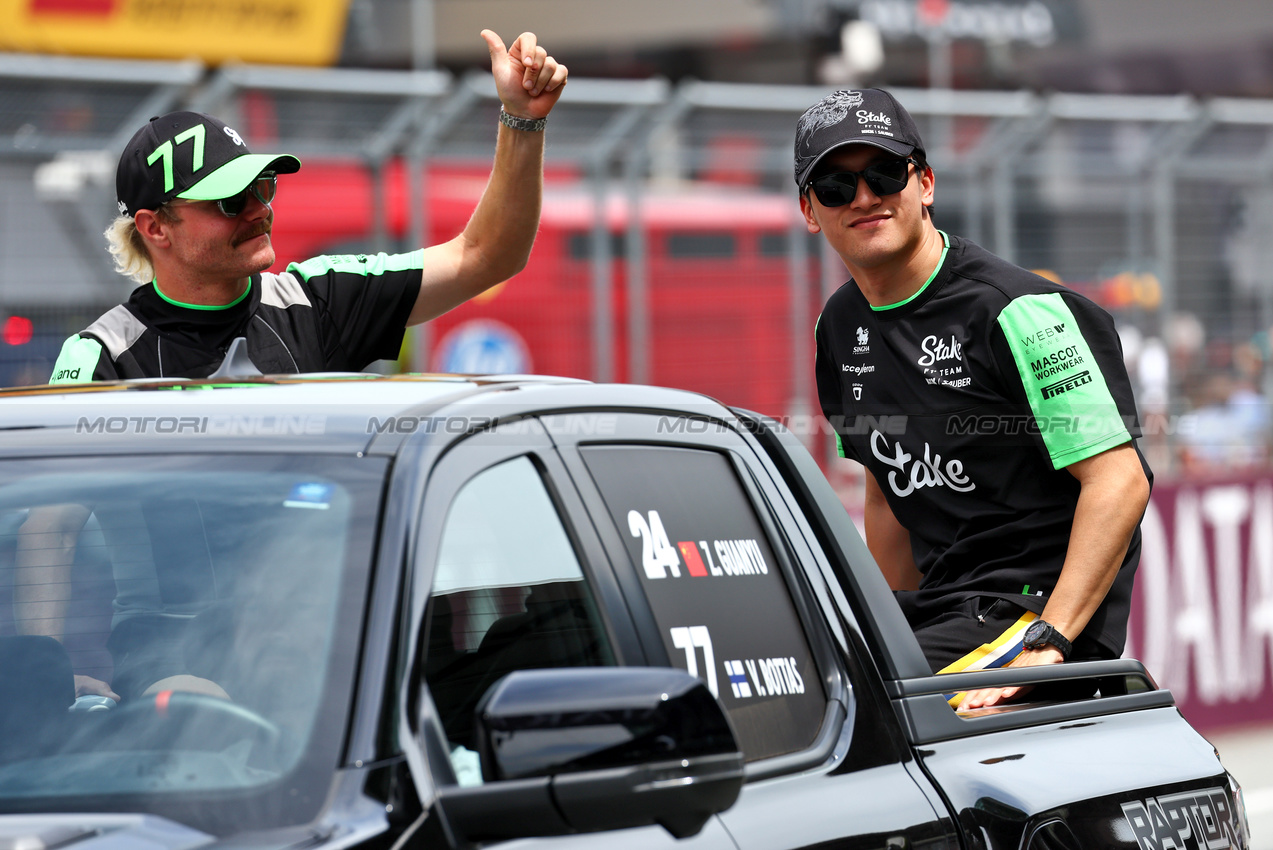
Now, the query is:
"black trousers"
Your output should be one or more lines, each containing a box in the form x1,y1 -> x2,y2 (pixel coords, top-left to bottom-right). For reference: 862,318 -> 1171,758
897,594 -> 1116,674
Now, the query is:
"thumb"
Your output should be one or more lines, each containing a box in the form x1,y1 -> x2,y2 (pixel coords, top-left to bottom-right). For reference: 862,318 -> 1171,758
480,29 -> 507,62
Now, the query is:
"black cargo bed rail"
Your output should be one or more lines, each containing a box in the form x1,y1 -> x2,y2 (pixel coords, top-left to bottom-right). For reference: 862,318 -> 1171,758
887,658 -> 1176,744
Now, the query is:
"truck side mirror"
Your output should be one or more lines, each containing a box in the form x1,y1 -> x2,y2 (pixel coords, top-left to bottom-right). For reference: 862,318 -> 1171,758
436,667 -> 744,841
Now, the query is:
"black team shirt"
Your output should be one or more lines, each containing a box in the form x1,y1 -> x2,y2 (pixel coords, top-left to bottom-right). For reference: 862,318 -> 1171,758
814,232 -> 1151,656
50,252 -> 423,381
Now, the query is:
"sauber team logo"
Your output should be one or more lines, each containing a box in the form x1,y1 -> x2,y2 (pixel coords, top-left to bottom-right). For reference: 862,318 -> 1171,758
1121,787 -> 1243,850
869,431 -> 975,497
917,333 -> 971,388
916,334 -> 962,367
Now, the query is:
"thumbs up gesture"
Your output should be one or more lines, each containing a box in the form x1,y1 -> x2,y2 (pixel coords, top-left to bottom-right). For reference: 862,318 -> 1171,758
481,30 -> 568,121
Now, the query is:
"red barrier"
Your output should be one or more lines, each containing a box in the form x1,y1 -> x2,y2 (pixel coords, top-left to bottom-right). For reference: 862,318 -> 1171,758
1130,473 -> 1273,732
266,162 -> 816,418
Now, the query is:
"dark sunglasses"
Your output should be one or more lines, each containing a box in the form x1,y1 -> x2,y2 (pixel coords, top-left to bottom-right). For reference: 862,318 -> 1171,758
805,157 -> 918,207
213,173 -> 278,217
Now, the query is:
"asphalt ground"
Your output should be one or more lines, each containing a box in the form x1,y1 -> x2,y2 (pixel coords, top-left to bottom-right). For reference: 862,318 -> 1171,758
1205,725 -> 1273,849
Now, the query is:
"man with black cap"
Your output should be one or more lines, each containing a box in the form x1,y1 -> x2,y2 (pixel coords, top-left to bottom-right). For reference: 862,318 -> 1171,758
24,31 -> 564,703
48,30 -> 566,382
802,89 -> 1152,708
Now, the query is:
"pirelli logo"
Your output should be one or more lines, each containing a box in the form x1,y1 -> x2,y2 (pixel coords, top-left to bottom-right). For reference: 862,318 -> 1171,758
1040,369 -> 1092,399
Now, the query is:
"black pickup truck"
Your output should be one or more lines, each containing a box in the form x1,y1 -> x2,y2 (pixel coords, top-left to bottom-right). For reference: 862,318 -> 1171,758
0,373 -> 1248,850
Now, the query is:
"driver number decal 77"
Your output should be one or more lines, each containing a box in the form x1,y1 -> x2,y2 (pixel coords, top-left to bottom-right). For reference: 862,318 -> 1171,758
669,626 -> 718,697
148,125 -> 206,193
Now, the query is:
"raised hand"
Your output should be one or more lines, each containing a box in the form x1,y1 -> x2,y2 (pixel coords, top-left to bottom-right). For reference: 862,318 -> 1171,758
481,30 -> 568,120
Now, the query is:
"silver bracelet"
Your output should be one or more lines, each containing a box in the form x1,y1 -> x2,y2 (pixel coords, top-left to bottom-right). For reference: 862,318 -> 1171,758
499,106 -> 547,133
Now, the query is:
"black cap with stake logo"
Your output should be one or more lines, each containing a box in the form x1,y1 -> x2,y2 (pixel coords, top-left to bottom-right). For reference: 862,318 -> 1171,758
794,89 -> 926,189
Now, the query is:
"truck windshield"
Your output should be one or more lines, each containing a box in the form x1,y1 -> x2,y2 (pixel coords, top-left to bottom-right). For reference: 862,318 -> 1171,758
0,454 -> 385,835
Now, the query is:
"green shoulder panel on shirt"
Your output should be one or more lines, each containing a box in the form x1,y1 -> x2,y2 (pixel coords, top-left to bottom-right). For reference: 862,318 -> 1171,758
814,311 -> 844,458
289,250 -> 425,281
49,335 -> 102,384
996,292 -> 1130,469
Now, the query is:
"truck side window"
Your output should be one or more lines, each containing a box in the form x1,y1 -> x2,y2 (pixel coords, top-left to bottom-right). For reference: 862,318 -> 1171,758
422,456 -> 615,785
579,445 -> 827,763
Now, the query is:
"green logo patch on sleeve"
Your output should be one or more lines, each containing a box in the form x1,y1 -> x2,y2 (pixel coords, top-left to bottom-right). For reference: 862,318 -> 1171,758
996,292 -> 1130,468
49,335 -> 103,384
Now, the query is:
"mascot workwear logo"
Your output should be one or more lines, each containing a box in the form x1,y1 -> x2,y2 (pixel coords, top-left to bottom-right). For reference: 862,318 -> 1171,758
869,430 -> 975,497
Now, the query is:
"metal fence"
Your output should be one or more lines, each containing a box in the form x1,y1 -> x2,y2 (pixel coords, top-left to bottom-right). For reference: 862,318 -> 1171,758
3,51 -> 1272,477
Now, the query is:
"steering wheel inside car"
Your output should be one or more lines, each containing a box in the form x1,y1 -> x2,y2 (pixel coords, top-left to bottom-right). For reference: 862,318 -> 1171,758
101,689 -> 282,754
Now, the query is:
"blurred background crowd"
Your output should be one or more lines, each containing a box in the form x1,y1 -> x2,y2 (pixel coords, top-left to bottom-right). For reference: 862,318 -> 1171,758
8,0 -> 1273,785
3,0 -> 1273,483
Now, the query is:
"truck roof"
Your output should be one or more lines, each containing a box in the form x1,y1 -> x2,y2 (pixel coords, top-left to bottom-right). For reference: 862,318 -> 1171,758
0,373 -> 735,456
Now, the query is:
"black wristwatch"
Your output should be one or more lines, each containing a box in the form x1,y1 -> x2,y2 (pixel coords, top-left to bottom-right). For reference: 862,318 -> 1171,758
1022,619 -> 1072,660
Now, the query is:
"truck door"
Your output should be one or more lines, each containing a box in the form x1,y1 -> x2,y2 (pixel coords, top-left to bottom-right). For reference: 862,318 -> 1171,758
547,411 -> 962,850
408,419 -> 739,849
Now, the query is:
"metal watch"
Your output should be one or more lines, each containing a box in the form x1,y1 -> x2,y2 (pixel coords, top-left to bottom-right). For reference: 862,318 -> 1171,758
1022,619 -> 1073,660
499,106 -> 547,132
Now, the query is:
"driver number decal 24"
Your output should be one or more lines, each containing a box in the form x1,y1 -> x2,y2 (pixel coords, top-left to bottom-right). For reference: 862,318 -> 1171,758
628,509 -> 769,580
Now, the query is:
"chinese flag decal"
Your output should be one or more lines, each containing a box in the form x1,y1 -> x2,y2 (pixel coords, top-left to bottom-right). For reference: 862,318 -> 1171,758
678,542 -> 709,577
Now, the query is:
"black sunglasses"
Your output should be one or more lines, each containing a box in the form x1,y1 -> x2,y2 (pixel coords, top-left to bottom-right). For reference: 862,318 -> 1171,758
806,157 -> 918,207
213,173 -> 278,217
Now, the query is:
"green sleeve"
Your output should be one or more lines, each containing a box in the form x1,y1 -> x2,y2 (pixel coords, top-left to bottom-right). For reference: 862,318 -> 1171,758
49,335 -> 104,384
995,292 -> 1131,469
288,250 -> 425,281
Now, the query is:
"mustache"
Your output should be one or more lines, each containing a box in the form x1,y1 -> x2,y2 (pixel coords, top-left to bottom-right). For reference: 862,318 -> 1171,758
232,221 -> 272,247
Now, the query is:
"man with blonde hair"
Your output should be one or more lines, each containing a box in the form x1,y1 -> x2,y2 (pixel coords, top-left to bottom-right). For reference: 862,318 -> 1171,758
31,31 -> 565,704
50,30 -> 565,382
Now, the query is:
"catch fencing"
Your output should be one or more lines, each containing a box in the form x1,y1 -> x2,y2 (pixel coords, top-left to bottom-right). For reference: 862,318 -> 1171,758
3,52 -> 1273,477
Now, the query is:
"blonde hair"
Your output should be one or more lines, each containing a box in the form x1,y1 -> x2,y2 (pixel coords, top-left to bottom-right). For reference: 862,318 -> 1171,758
104,205 -> 179,284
